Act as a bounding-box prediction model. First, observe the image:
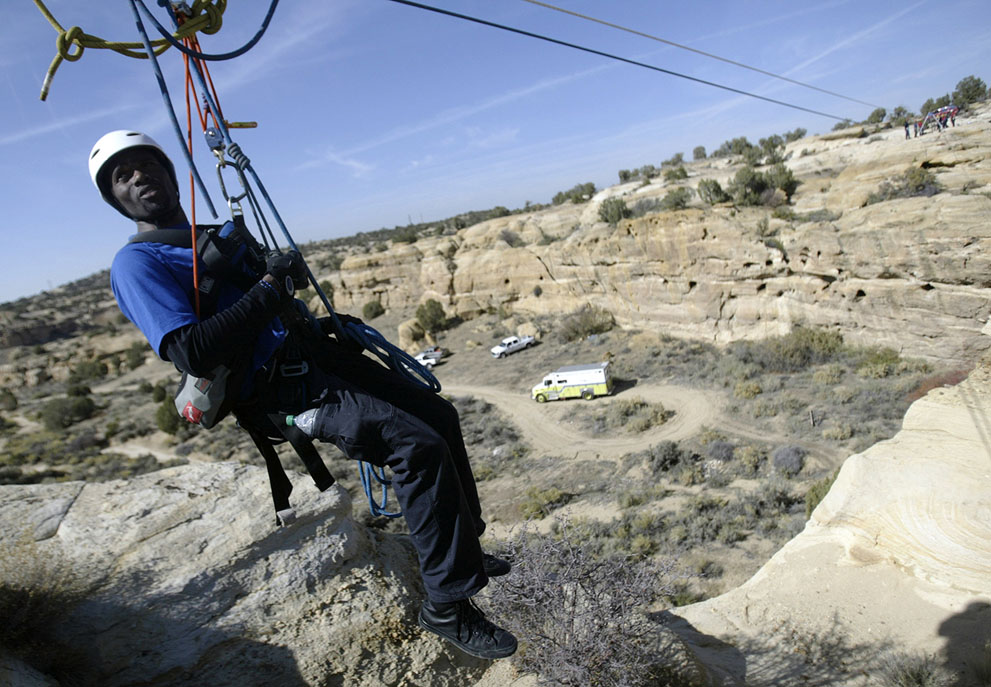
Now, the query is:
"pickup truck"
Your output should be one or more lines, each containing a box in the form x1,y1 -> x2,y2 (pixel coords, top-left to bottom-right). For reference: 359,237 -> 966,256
490,335 -> 535,358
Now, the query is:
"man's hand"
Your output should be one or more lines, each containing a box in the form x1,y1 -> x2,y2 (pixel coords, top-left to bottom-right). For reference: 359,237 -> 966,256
265,251 -> 308,298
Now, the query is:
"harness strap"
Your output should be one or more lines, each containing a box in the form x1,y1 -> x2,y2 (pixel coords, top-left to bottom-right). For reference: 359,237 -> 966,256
269,413 -> 336,492
241,419 -> 297,526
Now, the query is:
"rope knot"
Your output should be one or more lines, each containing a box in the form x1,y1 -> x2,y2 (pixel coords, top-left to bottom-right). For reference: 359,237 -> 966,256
56,25 -> 85,62
227,142 -> 250,169
190,0 -> 225,35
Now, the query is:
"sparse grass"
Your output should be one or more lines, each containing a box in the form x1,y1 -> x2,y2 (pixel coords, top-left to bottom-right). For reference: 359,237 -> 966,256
875,652 -> 951,686
0,533 -> 95,682
805,468 -> 839,518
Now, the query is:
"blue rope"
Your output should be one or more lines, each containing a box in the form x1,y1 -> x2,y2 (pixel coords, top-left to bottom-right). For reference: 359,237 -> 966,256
134,0 -> 442,517
127,0 -> 218,218
138,0 -> 281,61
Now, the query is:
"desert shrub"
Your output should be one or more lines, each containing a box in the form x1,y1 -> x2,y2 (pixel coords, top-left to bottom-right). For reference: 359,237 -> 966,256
866,167 -> 940,204
68,359 -> 107,384
832,118 -> 854,131
706,440 -> 735,462
813,364 -> 844,385
659,187 -> 692,210
729,166 -> 771,206
798,208 -> 842,223
784,127 -> 807,143
415,299 -> 447,333
155,398 -> 181,435
697,178 -> 729,204
0,535 -> 96,682
0,388 -> 18,411
805,468 -> 839,518
765,163 -> 800,201
519,487 -> 569,518
730,327 -> 844,373
362,299 -> 385,320
735,445 -> 764,474
558,304 -> 615,342
663,166 -> 688,182
734,380 -> 763,399
499,229 -> 524,247
151,382 -> 168,402
552,182 -> 596,205
772,445 -> 806,477
629,198 -> 661,218
692,145 -> 706,160
952,75 -> 987,107
392,225 -> 418,244
125,342 -> 146,370
876,652 -> 951,687
866,107 -> 887,124
66,384 -> 91,398
39,396 -> 96,431
712,136 -> 756,158
598,197 -> 632,226
856,347 -> 901,378
645,440 -> 688,474
821,423 -> 854,441
607,397 -> 670,433
486,522 -> 685,687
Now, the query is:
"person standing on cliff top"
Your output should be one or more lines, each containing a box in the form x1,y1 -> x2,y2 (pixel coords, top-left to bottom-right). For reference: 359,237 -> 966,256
89,129 -> 517,660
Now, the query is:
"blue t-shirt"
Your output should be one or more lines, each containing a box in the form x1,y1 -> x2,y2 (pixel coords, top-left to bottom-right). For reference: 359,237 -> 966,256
110,223 -> 287,394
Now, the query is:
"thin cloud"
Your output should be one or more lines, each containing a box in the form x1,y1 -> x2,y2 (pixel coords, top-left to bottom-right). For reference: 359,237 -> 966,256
0,104 -> 140,146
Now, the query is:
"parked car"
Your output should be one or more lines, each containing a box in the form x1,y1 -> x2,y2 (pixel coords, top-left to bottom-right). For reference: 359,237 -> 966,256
417,346 -> 447,361
414,352 -> 438,368
490,335 -> 535,358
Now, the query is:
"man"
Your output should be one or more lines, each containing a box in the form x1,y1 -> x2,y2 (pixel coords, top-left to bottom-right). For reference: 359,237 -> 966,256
91,130 -> 517,660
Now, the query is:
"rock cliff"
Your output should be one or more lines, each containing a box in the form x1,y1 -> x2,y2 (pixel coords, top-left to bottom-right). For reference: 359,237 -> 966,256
668,358 -> 991,685
0,463 -> 493,686
323,111 -> 991,365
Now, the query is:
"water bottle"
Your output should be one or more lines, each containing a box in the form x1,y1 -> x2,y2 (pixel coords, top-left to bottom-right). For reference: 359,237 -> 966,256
286,408 -> 318,437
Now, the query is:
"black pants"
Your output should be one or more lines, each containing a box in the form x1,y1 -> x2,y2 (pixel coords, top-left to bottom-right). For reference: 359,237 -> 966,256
267,340 -> 488,602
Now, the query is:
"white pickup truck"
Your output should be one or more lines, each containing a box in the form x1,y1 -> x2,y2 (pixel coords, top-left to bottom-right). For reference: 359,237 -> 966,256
490,335 -> 535,358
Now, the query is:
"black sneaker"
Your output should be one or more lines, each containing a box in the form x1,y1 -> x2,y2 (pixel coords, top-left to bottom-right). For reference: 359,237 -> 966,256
418,598 -> 518,659
482,553 -> 511,577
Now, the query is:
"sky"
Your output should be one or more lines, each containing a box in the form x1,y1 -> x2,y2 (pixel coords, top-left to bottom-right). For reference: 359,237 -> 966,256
2,0 -> 989,303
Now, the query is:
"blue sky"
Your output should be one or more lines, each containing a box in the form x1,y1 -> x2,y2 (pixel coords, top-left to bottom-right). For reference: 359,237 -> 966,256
2,0 -> 989,303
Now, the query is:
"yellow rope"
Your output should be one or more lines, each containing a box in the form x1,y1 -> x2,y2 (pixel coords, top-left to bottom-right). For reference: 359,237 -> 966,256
34,0 -> 227,100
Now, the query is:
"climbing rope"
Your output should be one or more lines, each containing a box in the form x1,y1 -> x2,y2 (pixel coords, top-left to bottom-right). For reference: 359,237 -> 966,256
33,0 -> 226,100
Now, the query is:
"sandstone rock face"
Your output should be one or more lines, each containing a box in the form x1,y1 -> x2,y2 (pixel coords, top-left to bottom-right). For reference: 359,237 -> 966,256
0,463 -> 491,686
317,112 -> 991,365
668,363 -> 991,686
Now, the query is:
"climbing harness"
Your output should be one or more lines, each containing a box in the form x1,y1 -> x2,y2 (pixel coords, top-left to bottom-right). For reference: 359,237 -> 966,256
45,0 -> 443,520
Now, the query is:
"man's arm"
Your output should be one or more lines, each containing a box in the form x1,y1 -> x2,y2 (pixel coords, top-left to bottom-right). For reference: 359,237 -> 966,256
162,279 -> 284,377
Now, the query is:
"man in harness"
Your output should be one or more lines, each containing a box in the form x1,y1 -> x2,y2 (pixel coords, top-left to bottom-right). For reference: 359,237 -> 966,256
91,129 -> 517,660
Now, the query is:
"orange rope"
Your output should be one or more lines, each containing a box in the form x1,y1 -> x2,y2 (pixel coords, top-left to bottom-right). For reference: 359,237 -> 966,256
183,47 -> 201,319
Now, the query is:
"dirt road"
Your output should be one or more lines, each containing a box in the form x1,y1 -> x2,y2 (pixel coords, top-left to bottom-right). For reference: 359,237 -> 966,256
444,382 -> 842,468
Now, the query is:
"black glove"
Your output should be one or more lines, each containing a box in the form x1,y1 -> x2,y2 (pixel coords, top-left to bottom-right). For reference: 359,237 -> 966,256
319,314 -> 364,353
265,251 -> 308,297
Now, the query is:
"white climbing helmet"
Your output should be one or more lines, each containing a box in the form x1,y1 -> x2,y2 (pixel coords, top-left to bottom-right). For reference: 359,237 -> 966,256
88,130 -> 178,207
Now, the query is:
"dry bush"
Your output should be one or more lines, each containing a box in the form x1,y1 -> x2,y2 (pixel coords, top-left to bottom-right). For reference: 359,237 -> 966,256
0,533 -> 95,681
484,520 -> 690,687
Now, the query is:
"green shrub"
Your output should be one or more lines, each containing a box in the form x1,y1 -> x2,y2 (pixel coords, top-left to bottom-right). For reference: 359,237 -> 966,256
812,364 -> 843,385
663,166 -> 688,182
552,182 -> 596,205
659,187 -> 692,210
155,398 -> 181,435
558,304 -> 615,342
519,487 -> 568,518
39,397 -> 96,431
866,107 -> 887,124
772,445 -> 805,477
953,75 -> 988,106
783,127 -> 807,143
730,327 -> 844,373
645,441 -> 687,474
68,360 -> 108,384
0,389 -> 18,411
734,380 -> 763,399
692,145 -> 706,160
362,299 -> 385,320
392,225 -> 418,244
697,178 -> 729,204
415,299 -> 447,333
125,342 -> 146,370
598,197 -> 631,226
151,383 -> 168,402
